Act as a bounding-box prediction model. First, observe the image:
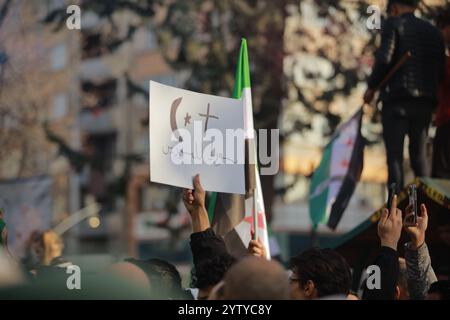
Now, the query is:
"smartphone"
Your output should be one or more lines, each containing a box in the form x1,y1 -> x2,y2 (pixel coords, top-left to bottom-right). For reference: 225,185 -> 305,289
387,183 -> 396,211
404,184 -> 418,226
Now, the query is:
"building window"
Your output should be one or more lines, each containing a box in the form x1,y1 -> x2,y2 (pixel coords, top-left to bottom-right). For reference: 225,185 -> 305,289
51,93 -> 68,120
81,32 -> 115,60
51,43 -> 67,71
145,74 -> 176,88
81,79 -> 117,109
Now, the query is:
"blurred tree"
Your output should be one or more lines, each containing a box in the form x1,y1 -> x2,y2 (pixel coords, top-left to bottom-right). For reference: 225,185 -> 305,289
0,26 -> 50,178
283,0 -> 378,141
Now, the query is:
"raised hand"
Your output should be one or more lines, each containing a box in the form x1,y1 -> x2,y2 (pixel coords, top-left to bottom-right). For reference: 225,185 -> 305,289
182,174 -> 206,214
377,194 -> 403,251
404,203 -> 428,250
182,174 -> 210,232
248,238 -> 267,259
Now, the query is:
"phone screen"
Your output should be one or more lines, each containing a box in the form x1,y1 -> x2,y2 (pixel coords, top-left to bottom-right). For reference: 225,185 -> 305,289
404,184 -> 418,226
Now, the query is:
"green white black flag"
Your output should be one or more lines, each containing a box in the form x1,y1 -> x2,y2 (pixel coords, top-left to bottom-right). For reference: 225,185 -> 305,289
309,108 -> 365,230
208,39 -> 271,258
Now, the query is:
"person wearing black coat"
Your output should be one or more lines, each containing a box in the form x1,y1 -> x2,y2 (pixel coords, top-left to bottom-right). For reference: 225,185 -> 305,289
364,0 -> 446,194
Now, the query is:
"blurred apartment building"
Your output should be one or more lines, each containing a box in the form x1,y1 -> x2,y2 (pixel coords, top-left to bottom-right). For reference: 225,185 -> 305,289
0,0 -> 179,255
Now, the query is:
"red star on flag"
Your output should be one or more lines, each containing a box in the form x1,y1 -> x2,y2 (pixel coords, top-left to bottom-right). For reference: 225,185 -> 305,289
92,108 -> 102,118
244,211 -> 266,234
345,137 -> 353,146
340,159 -> 350,168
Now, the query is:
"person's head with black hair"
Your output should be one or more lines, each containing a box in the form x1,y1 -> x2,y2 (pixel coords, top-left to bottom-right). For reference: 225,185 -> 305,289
387,0 -> 420,17
125,257 -> 192,300
426,280 -> 450,300
191,254 -> 236,300
290,248 -> 352,300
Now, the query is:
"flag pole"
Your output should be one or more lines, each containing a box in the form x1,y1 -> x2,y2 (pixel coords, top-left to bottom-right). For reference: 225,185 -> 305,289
374,51 -> 411,92
253,187 -> 257,241
252,140 -> 258,241
246,138 -> 257,241
365,51 -> 411,109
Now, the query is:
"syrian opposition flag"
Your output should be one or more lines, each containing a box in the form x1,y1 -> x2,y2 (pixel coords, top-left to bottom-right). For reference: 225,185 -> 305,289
309,108 -> 365,230
208,39 -> 271,259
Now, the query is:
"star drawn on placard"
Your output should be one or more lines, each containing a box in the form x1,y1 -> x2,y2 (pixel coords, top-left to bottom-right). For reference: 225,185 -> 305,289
184,112 -> 191,126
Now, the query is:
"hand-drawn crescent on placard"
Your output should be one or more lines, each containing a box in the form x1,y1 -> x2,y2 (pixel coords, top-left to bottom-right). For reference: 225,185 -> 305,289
170,97 -> 183,141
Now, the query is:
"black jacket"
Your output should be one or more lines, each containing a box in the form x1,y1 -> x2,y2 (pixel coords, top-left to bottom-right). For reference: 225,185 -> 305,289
368,13 -> 446,106
190,228 -> 232,267
362,246 -> 399,300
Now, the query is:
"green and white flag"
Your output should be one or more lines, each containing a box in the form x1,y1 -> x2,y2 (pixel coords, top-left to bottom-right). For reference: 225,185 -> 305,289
208,39 -> 271,258
309,108 -> 365,230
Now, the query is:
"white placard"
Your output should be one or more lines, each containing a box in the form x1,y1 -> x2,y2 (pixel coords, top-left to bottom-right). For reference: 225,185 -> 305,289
149,81 -> 245,194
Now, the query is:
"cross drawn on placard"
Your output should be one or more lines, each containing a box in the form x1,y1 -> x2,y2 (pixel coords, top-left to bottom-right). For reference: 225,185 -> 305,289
198,103 -> 219,133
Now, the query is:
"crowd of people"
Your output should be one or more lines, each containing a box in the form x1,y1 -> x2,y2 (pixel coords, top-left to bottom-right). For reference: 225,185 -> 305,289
0,175 -> 449,300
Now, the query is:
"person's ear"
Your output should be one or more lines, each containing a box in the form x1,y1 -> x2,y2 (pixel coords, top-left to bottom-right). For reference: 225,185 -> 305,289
304,280 -> 316,298
395,285 -> 401,300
